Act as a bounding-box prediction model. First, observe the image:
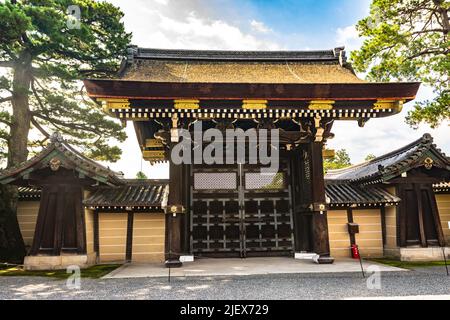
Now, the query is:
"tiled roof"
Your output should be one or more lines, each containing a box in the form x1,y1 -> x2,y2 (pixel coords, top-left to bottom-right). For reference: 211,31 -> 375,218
325,182 -> 400,207
325,133 -> 450,184
119,46 -> 364,84
0,132 -> 123,186
83,180 -> 169,209
127,46 -> 345,61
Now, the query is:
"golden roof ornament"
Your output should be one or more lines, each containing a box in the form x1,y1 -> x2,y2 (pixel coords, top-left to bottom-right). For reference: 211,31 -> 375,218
424,157 -> 433,170
49,158 -> 61,171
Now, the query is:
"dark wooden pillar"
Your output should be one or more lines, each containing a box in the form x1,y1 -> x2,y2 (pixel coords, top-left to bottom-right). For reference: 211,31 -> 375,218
309,142 -> 334,263
165,159 -> 184,267
126,212 -> 134,262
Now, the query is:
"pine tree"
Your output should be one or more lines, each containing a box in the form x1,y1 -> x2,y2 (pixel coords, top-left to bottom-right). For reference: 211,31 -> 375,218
0,0 -> 131,261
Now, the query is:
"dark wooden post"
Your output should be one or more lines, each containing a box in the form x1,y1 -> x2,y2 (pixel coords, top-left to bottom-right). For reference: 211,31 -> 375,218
30,173 -> 87,257
309,142 -> 334,263
126,211 -> 134,262
165,158 -> 184,267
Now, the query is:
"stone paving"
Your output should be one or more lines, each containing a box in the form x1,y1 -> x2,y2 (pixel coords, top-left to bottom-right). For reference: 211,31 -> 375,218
0,267 -> 449,300
104,257 -> 405,279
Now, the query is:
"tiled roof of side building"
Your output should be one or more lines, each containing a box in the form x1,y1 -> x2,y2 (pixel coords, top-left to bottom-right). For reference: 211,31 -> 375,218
325,133 -> 450,184
83,179 -> 169,209
325,181 -> 401,207
0,132 -> 123,186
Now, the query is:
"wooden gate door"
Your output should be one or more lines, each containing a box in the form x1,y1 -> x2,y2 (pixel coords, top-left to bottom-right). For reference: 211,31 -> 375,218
191,161 -> 294,257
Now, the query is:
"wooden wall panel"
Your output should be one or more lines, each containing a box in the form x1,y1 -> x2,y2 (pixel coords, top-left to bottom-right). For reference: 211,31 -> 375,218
353,209 -> 383,257
327,210 -> 350,258
85,208 -> 95,255
384,205 -> 397,249
17,201 -> 40,247
436,194 -> 450,244
98,213 -> 127,262
132,213 -> 165,263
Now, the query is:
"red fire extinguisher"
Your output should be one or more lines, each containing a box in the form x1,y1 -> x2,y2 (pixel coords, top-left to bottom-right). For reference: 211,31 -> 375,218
351,244 -> 360,259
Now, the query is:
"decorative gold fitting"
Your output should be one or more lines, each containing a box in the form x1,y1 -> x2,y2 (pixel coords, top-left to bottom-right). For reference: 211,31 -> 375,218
424,157 -> 433,170
314,115 -> 324,142
373,99 -> 404,111
242,99 -> 268,110
308,100 -> 334,110
143,150 -> 166,160
165,205 -> 185,215
49,158 -> 61,171
322,149 -> 335,159
145,139 -> 163,148
97,98 -> 130,110
174,99 -> 200,110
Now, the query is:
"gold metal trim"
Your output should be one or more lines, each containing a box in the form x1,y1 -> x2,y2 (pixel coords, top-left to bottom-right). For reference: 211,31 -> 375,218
373,99 -> 404,111
145,139 -> 163,148
143,150 -> 166,160
308,100 -> 334,110
242,99 -> 268,110
322,149 -> 335,159
174,99 -> 200,109
97,98 -> 130,110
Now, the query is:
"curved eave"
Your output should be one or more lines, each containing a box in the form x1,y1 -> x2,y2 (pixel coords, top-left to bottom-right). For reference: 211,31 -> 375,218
83,79 -> 420,101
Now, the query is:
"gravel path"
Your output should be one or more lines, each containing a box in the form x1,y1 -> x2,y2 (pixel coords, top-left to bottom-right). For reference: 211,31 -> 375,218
0,268 -> 449,300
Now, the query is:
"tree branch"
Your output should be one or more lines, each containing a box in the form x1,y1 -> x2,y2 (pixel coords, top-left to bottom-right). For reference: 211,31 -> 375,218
407,48 -> 449,59
0,116 -> 12,126
0,61 -> 14,68
0,96 -> 12,104
30,117 -> 50,139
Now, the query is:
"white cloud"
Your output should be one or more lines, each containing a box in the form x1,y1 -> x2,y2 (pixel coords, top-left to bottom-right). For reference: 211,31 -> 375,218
101,0 -> 282,178
250,20 -> 272,33
328,85 -> 450,165
335,25 -> 362,51
101,1 -> 450,177
153,0 -> 169,5
109,0 -> 280,50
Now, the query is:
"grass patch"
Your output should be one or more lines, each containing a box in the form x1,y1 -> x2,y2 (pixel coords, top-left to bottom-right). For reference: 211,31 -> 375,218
0,264 -> 121,279
369,258 -> 449,269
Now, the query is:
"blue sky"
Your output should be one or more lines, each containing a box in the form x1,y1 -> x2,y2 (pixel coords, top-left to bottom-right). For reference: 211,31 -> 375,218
103,0 -> 449,178
239,0 -> 371,48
